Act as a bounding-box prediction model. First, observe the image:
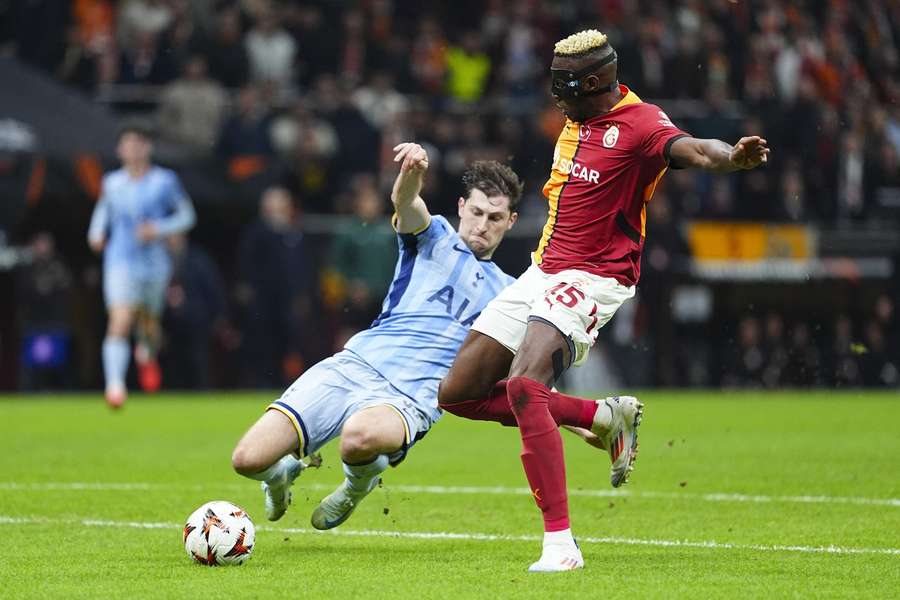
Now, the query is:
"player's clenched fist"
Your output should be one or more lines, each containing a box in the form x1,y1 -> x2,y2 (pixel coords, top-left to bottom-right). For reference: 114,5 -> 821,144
393,142 -> 429,174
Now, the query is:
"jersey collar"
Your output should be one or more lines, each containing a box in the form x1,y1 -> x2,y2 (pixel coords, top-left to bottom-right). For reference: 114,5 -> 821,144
578,84 -> 642,126
609,84 -> 642,110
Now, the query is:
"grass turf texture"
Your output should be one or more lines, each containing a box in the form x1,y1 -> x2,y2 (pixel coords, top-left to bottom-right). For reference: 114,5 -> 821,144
0,391 -> 897,599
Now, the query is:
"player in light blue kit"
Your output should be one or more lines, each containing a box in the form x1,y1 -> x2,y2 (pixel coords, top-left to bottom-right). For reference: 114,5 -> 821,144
231,142 -> 522,528
87,125 -> 196,408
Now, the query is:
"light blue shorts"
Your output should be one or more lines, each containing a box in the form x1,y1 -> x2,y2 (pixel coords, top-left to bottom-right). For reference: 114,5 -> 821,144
103,266 -> 169,315
267,350 -> 438,466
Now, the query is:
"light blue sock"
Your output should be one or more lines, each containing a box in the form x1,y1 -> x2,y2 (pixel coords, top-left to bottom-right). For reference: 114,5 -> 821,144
343,455 -> 389,495
102,336 -> 130,388
244,455 -> 303,484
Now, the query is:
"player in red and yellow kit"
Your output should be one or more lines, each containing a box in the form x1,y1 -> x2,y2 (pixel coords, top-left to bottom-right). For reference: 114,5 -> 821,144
438,29 -> 769,572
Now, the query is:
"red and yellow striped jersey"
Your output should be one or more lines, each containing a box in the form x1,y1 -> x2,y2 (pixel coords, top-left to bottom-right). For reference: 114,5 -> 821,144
534,84 -> 689,286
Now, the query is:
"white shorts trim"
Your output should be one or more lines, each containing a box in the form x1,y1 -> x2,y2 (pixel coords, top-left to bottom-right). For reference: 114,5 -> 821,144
471,263 -> 635,366
267,350 -> 436,465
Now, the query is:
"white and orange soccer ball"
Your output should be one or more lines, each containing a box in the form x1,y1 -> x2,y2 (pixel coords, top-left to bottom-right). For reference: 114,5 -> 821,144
183,501 -> 256,566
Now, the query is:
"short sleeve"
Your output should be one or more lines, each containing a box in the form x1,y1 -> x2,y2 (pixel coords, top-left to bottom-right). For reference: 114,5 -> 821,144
640,106 -> 691,168
397,214 -> 453,257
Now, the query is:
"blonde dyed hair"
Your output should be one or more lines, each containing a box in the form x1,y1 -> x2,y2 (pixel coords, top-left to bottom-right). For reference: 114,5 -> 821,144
554,29 -> 609,56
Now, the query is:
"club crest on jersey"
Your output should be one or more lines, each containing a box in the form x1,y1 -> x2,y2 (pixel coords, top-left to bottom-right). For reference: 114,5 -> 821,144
603,125 -> 620,148
578,125 -> 591,141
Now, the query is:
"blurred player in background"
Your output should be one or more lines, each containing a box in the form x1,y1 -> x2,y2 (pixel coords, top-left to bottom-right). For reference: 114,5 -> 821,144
439,29 -> 770,572
231,143 -> 525,529
87,125 -> 196,408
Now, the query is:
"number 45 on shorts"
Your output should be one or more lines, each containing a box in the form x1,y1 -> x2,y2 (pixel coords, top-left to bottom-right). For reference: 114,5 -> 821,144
543,281 -> 603,335
545,281 -> 586,309
536,276 -> 635,366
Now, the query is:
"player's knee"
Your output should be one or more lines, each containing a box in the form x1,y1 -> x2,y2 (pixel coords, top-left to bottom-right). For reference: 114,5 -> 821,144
506,376 -> 538,413
107,319 -> 130,338
231,443 -> 266,476
437,379 -> 461,407
437,376 -> 486,407
340,419 -> 379,460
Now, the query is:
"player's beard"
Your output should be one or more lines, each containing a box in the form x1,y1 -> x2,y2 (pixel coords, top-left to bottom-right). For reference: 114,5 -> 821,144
557,96 -> 600,123
561,103 -> 589,123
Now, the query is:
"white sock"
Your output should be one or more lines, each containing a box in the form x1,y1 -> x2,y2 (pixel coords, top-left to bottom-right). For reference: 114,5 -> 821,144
245,455 -> 302,484
543,528 -> 576,548
102,336 -> 130,388
343,455 -> 389,496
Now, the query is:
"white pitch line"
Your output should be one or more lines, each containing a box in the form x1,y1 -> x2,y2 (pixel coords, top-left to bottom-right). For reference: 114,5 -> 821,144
1,481 -> 898,508
0,482 -> 154,491
379,484 -> 900,508
1,514 -> 898,557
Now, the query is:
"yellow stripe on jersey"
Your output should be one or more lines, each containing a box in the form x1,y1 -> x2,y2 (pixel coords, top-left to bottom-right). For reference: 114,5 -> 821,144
533,122 -> 581,265
266,404 -> 306,456
391,212 -> 432,235
640,166 -> 669,236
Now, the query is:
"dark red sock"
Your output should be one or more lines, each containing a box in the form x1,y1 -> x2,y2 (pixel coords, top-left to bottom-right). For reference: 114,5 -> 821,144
506,376 -> 570,532
440,381 -> 597,429
439,381 -> 517,426
551,388 -> 598,429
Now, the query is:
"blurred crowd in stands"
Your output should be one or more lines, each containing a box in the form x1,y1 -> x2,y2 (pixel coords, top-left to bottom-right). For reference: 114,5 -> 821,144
15,198 -> 898,391
720,306 -> 899,388
3,0 -> 898,390
6,0 -> 899,219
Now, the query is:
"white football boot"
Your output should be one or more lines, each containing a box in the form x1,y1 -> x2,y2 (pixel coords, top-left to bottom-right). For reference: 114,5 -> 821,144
593,395 -> 644,487
310,478 -> 379,530
528,542 -> 585,572
261,454 -> 320,521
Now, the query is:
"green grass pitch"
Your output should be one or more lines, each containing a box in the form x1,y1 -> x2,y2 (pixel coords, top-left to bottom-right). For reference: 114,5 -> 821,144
0,391 -> 897,599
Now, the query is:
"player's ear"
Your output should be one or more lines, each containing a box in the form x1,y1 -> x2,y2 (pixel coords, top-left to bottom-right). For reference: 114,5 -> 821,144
457,196 -> 466,217
582,74 -> 599,93
507,211 -> 518,230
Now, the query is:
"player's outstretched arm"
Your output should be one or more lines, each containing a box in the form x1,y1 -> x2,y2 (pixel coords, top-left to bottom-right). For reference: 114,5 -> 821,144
391,142 -> 431,234
669,135 -> 770,173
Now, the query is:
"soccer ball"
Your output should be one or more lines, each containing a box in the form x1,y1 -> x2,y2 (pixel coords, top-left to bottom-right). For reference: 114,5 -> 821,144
183,501 -> 255,566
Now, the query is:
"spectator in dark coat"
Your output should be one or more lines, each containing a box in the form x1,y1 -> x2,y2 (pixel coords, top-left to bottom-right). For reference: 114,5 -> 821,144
205,5 -> 249,88
235,187 -> 317,388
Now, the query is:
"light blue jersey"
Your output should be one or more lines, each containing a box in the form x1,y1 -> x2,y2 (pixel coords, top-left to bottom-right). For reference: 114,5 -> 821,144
344,215 -> 515,421
87,166 -> 195,281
